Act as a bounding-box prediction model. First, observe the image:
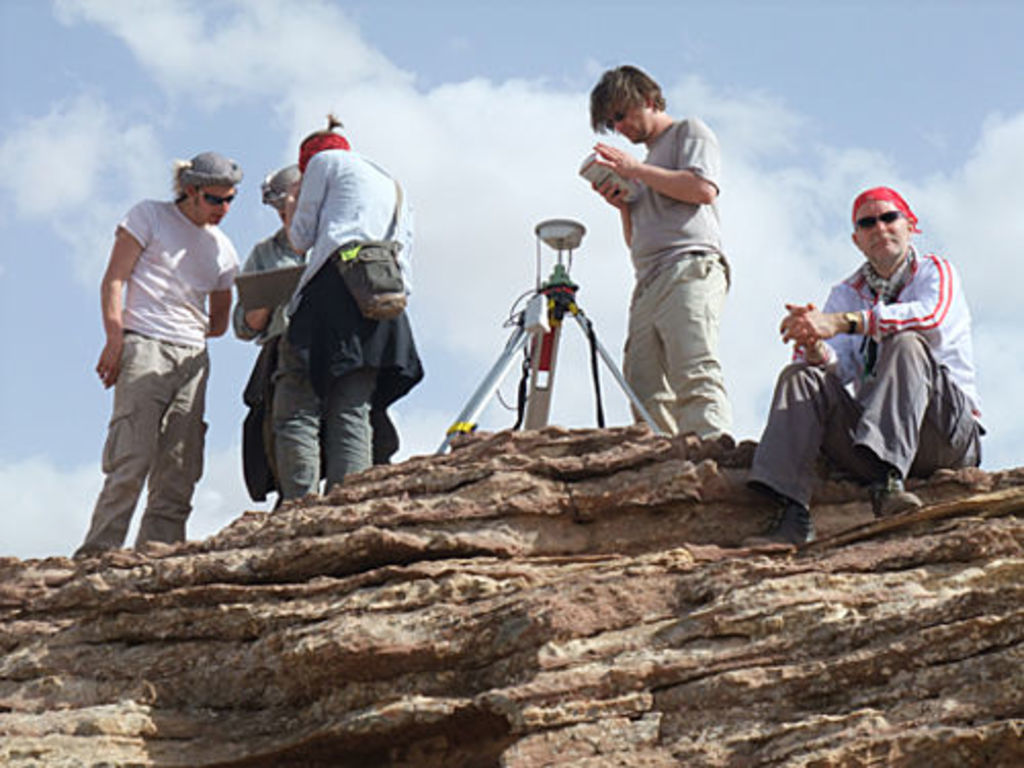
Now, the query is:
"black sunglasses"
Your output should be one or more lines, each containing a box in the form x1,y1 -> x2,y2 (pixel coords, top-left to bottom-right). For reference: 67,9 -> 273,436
202,191 -> 236,206
856,210 -> 902,230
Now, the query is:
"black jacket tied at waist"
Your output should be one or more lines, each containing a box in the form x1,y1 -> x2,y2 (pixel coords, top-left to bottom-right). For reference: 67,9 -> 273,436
287,255 -> 424,409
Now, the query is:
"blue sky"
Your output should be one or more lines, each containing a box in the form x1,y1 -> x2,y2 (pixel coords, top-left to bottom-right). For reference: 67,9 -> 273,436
2,0 -> 1022,559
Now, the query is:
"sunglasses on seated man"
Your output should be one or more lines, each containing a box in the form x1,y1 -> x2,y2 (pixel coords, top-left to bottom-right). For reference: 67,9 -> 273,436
855,210 -> 903,230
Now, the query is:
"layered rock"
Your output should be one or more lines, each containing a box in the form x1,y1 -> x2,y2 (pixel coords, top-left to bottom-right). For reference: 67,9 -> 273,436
1,426 -> 1021,766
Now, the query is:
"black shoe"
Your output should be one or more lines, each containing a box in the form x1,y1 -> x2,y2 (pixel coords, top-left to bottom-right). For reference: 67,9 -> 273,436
870,470 -> 923,519
747,500 -> 815,546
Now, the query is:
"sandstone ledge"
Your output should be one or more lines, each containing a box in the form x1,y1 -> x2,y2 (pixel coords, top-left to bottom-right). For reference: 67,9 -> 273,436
1,426 -> 1021,767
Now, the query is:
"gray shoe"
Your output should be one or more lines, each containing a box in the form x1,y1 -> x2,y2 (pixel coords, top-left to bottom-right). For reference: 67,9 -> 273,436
747,500 -> 815,546
870,471 -> 923,519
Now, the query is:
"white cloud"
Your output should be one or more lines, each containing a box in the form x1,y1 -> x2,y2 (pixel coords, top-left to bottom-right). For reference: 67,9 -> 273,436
0,457 -> 102,560
667,75 -> 806,163
55,0 -> 411,109
921,111 -> 1024,322
0,96 -> 104,218
4,2 -> 1022,562
0,444 -> 265,561
0,94 -> 163,286
970,323 -> 1024,471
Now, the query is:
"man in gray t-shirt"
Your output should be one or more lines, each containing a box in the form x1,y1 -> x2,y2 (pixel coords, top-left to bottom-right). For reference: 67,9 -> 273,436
588,65 -> 731,440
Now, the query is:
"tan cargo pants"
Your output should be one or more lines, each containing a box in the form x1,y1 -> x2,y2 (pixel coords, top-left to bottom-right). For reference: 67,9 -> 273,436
76,333 -> 209,555
623,254 -> 732,439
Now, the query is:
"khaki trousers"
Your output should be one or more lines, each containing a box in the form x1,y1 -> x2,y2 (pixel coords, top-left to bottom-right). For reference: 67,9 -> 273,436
624,255 -> 731,439
76,334 -> 209,555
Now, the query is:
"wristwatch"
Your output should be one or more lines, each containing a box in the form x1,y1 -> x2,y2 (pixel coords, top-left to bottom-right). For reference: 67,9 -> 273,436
843,311 -> 860,334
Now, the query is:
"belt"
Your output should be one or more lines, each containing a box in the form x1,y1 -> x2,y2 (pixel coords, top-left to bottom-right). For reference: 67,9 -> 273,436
124,329 -> 202,350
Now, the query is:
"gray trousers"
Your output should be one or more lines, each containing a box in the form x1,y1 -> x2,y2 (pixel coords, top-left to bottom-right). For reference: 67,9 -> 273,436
272,335 -> 322,500
324,367 -> 378,491
77,334 -> 208,555
748,333 -> 980,508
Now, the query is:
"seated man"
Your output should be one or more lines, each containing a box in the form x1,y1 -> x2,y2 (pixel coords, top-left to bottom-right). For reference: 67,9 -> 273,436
747,186 -> 983,544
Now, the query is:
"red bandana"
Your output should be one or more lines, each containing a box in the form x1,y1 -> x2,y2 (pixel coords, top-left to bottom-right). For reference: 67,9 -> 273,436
298,133 -> 351,173
852,186 -> 921,232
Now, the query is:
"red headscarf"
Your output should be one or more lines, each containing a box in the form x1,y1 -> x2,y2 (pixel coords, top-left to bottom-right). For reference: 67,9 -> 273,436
298,133 -> 351,173
852,186 -> 921,232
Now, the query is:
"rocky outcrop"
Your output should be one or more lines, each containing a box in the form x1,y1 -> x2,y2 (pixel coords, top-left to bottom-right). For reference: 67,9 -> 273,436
1,426 -> 1022,767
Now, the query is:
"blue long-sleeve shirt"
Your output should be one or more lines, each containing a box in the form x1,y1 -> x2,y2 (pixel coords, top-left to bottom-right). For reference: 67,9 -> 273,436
288,149 -> 413,310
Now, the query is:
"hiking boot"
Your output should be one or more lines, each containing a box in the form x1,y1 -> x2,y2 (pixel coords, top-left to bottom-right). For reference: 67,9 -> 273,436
870,471 -> 923,519
746,500 -> 815,546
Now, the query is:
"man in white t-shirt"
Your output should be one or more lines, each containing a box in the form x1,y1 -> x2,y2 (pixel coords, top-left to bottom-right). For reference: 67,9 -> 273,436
75,151 -> 242,557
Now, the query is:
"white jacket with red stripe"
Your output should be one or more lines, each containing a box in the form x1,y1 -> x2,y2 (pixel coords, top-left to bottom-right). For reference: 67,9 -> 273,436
819,247 -> 981,417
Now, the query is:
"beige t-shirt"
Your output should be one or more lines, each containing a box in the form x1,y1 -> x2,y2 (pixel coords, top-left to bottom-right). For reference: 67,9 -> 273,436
628,118 -> 725,283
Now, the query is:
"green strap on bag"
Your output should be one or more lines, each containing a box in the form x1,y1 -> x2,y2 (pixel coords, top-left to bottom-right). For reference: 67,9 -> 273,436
339,244 -> 362,263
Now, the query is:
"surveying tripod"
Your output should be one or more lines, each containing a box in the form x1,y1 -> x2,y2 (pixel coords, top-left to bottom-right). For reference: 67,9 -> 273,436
437,219 -> 663,454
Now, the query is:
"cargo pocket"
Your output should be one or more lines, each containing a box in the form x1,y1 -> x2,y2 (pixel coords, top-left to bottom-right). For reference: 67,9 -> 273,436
934,368 -> 979,467
118,333 -> 143,376
676,254 -> 714,283
183,420 -> 208,485
101,414 -> 135,474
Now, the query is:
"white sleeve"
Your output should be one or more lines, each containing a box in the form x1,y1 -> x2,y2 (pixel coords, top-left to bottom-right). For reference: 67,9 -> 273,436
289,159 -> 328,253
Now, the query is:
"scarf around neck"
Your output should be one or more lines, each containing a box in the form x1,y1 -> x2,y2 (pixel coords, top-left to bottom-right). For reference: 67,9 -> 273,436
860,247 -> 916,304
856,247 -> 916,380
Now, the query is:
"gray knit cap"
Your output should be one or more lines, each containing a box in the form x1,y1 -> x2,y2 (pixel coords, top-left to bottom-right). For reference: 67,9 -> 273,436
261,164 -> 301,208
179,151 -> 243,188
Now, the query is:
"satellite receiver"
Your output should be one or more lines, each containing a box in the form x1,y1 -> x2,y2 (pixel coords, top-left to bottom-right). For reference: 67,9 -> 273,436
536,218 -> 585,251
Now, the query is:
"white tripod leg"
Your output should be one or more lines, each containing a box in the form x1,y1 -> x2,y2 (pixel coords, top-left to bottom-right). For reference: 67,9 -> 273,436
436,323 -> 531,454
